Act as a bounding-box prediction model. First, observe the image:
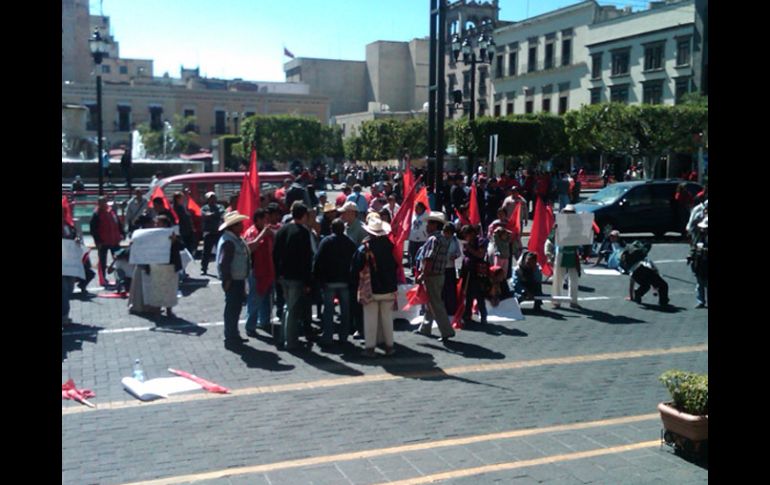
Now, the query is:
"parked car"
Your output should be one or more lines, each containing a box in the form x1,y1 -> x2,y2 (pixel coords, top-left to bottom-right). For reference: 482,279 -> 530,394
574,179 -> 702,237
157,171 -> 294,208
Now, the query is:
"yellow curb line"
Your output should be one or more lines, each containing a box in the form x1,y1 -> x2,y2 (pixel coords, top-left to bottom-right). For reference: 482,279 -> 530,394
120,414 -> 660,485
63,344 -> 706,415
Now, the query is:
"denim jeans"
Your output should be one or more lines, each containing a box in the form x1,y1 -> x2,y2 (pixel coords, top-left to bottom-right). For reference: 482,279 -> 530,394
223,279 -> 246,340
280,279 -> 306,350
62,276 -> 75,318
246,274 -> 273,331
322,282 -> 350,343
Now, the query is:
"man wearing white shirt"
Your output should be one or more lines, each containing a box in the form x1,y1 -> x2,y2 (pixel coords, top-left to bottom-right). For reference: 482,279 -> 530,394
408,201 -> 429,274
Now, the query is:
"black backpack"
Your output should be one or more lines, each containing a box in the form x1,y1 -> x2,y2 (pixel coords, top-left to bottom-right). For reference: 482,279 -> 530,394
619,240 -> 651,274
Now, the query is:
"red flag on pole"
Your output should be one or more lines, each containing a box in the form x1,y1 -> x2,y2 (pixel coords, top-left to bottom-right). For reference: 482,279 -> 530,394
390,175 -> 423,283
452,276 -> 468,328
168,368 -> 230,394
150,186 -> 178,224
527,198 -> 554,277
507,200 -> 522,239
236,149 -> 260,234
62,196 -> 74,226
468,182 -> 481,226
414,187 -> 430,213
403,161 -> 414,199
454,208 -> 470,227
402,284 -> 430,310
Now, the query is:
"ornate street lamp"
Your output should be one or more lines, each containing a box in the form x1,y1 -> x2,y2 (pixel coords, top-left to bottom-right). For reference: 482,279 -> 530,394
90,28 -> 110,195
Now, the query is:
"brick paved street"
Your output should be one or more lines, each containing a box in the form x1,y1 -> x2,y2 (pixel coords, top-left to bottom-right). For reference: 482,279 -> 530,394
62,241 -> 707,484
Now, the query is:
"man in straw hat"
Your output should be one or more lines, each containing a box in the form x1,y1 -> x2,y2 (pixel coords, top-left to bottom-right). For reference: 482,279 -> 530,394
216,211 -> 251,346
415,211 -> 456,342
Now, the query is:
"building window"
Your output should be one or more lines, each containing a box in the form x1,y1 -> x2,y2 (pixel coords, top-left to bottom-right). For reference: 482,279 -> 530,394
528,42 -> 537,72
591,53 -> 602,79
86,104 -> 98,131
590,88 -> 602,105
675,77 -> 691,104
183,109 -> 195,118
643,80 -> 664,105
545,42 -> 554,70
610,84 -> 629,104
676,38 -> 691,66
542,98 -> 551,113
215,110 -> 226,134
149,106 -> 163,130
525,100 -> 534,114
119,66 -> 128,75
611,49 -> 630,76
478,69 -> 488,95
478,100 -> 487,117
562,38 -> 572,66
102,65 -> 111,74
117,106 -> 131,132
558,96 -> 568,114
508,51 -> 517,76
494,104 -> 501,117
463,71 -> 471,97
644,43 -> 665,71
496,55 -> 504,78
506,102 -> 513,115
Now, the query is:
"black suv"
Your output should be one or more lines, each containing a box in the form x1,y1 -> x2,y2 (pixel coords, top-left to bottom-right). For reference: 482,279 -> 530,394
574,179 -> 702,237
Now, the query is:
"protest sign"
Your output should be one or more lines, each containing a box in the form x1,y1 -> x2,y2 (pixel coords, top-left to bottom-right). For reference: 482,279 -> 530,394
555,213 -> 595,246
129,228 -> 173,264
62,239 -> 86,279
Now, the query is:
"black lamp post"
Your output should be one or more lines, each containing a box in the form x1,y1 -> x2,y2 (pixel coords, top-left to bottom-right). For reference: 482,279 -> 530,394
90,28 -> 109,195
451,28 -> 496,175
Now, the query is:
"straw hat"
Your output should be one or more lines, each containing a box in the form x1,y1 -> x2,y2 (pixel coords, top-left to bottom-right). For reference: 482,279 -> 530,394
322,202 -> 338,213
219,211 -> 249,231
425,211 -> 446,225
363,216 -> 391,236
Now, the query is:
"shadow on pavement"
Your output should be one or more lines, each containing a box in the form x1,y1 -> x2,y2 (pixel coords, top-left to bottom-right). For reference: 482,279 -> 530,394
225,342 -> 295,372
146,316 -> 208,336
179,277 -> 210,297
459,321 -> 528,337
561,307 -> 648,324
62,323 -> 104,361
577,285 -> 596,293
638,303 -> 685,314
418,340 -> 505,360
285,343 -> 365,376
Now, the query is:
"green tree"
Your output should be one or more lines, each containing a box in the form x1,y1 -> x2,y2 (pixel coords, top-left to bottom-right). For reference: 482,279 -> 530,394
320,124 -> 344,161
136,115 -> 200,158
240,115 -> 323,163
399,117 -> 428,159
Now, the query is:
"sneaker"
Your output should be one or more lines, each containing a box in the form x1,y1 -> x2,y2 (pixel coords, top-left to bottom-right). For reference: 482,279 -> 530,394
694,303 -> 706,309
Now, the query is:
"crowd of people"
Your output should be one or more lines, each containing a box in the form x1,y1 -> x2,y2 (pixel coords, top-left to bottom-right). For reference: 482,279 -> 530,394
62,164 -> 708,355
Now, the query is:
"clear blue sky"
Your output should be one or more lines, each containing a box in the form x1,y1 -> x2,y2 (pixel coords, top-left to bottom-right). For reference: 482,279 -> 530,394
90,0 -> 646,82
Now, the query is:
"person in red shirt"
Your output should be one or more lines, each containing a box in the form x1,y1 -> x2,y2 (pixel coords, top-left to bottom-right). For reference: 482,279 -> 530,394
89,196 -> 125,285
273,178 -> 292,208
244,208 -> 275,335
336,184 -> 351,207
674,183 -> 695,233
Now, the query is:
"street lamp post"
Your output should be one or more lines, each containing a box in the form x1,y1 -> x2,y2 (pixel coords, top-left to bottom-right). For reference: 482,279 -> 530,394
90,29 -> 109,195
451,28 -> 496,175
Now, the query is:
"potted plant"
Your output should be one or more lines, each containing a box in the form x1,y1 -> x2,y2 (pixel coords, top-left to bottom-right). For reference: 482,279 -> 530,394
658,370 -> 708,456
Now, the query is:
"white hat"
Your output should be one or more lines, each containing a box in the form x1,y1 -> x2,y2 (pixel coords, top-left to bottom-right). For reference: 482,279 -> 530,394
425,211 -> 446,225
205,191 -> 216,200
219,211 -> 249,231
363,216 -> 391,236
562,204 -> 576,213
341,201 -> 359,212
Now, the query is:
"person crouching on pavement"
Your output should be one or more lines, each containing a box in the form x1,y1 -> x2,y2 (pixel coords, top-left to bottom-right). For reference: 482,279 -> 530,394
415,212 -> 456,342
216,211 -> 252,346
352,214 -> 399,357
621,244 -> 670,307
512,251 -> 544,311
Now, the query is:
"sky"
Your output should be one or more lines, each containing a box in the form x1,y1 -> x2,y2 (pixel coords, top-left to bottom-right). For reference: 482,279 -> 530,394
89,0 -> 648,82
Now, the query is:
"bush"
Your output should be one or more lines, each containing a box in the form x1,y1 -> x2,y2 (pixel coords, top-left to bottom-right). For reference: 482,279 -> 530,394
659,370 -> 708,415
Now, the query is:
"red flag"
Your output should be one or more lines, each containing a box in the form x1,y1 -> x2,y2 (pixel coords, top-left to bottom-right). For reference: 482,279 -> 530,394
527,198 -> 554,277
168,368 -> 230,394
62,379 -> 96,407
403,162 -> 414,199
468,182 -> 481,226
187,195 -> 201,217
402,284 -> 430,310
452,277 -> 467,328
507,200 -> 522,239
62,196 -> 74,226
454,208 -> 470,227
236,149 -> 260,234
414,187 -> 430,213
150,186 -> 178,224
390,175 -> 423,282
592,220 -> 600,235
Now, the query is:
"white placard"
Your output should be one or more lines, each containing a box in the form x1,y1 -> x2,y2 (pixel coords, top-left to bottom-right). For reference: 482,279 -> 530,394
121,376 -> 202,401
555,213 -> 595,246
486,297 -> 525,322
62,239 -> 86,279
584,268 -> 623,276
180,248 -> 193,269
129,228 -> 174,265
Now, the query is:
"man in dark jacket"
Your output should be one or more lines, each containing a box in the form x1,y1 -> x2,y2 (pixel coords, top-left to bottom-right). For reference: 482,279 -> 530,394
313,218 -> 357,345
273,203 -> 314,350
90,196 -> 125,285
200,192 -> 224,275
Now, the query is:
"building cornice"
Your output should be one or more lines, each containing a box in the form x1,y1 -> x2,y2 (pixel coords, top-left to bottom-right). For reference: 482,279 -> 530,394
586,22 -> 694,49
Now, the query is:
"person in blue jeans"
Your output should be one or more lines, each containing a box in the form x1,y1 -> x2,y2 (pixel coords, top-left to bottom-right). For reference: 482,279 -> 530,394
313,218 -> 357,346
216,211 -> 251,347
244,209 -> 275,336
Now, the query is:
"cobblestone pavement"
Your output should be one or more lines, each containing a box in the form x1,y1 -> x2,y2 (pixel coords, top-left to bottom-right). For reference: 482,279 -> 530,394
62,241 -> 708,484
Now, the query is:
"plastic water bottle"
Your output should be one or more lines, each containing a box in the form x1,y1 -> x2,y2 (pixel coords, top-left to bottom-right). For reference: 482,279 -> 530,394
133,359 -> 145,382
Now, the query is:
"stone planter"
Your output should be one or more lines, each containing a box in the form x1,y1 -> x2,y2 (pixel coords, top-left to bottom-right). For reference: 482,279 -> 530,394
658,401 -> 708,454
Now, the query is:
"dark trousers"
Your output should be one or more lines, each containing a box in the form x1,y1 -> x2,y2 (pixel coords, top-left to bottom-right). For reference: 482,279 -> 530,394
442,268 -> 458,316
97,245 -> 120,283
408,241 -> 425,272
274,283 -> 285,319
464,276 -> 488,321
201,232 -> 220,272
632,266 -> 669,304
350,286 -> 364,334
224,280 -> 246,340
